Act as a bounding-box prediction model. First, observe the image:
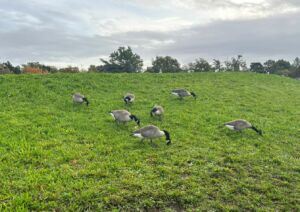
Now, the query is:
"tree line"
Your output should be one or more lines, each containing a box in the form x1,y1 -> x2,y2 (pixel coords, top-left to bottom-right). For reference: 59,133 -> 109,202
1,46 -> 300,78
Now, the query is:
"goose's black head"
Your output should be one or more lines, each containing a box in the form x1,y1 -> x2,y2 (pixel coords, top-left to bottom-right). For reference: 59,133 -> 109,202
130,115 -> 140,126
83,97 -> 89,106
124,96 -> 131,104
150,107 -> 158,117
163,130 -> 171,145
190,92 -> 197,99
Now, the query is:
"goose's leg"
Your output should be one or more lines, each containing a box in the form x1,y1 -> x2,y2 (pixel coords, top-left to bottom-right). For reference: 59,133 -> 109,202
150,140 -> 158,147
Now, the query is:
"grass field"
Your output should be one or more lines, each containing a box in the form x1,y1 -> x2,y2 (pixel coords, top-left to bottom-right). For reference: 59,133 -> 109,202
0,72 -> 299,211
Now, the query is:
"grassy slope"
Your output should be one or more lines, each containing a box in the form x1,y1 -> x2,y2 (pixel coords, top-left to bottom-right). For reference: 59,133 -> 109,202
0,73 -> 299,211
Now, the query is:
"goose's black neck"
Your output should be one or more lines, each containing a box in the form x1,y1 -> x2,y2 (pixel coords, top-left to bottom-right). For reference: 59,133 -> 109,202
251,126 -> 263,136
83,97 -> 89,106
163,130 -> 171,144
190,92 -> 197,99
130,115 -> 140,126
150,111 -> 153,116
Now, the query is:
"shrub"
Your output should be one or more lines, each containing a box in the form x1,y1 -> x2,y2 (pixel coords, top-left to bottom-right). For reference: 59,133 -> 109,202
23,66 -> 48,74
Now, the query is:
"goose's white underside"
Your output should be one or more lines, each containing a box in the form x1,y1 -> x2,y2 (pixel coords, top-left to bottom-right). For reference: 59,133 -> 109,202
133,133 -> 143,138
171,92 -> 179,96
133,131 -> 165,139
225,125 -> 235,130
74,98 -> 84,103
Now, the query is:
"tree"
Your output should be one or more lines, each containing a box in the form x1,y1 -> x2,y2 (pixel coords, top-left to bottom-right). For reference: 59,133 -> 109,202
0,63 -> 11,74
289,67 -> 300,78
263,59 -> 291,75
275,59 -> 291,71
250,62 -> 265,73
100,46 -> 143,73
212,59 -> 222,72
224,60 -> 232,71
264,60 -> 276,74
1,61 -> 21,74
147,56 -> 181,73
232,55 -> 247,71
224,55 -> 247,71
188,58 -> 211,72
292,57 -> 300,69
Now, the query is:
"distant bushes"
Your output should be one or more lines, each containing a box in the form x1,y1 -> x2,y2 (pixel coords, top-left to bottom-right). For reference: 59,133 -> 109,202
0,62 -> 82,74
58,66 -> 80,73
249,58 -> 300,78
0,61 -> 21,74
23,66 -> 48,74
1,46 -> 300,78
22,62 -> 54,74
0,64 -> 12,74
146,56 -> 182,73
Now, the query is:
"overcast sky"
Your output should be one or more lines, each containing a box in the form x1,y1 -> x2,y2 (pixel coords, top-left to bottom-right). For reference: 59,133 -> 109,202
0,0 -> 299,68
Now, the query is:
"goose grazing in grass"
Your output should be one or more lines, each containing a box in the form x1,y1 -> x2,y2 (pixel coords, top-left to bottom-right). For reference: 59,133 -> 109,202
171,89 -> 196,100
150,105 -> 164,118
132,125 -> 171,145
110,110 -> 140,126
224,119 -> 263,136
123,93 -> 135,104
73,93 -> 89,106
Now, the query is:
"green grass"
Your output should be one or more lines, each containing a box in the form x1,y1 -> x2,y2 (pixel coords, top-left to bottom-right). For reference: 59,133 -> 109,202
0,72 -> 299,211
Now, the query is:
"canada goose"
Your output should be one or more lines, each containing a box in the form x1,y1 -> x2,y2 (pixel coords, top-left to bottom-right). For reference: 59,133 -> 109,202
171,89 -> 196,100
224,119 -> 262,136
132,125 -> 171,145
124,93 -> 135,104
110,110 -> 140,126
150,105 -> 164,118
73,93 -> 89,106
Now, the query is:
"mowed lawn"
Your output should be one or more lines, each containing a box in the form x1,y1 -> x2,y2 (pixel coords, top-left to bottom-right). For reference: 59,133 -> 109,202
0,73 -> 299,211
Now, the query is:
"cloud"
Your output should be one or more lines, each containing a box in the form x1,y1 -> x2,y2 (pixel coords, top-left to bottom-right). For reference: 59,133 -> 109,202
158,12 -> 300,63
0,0 -> 299,67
